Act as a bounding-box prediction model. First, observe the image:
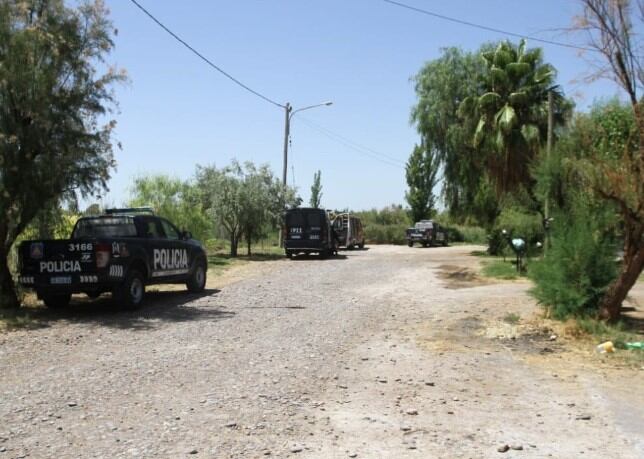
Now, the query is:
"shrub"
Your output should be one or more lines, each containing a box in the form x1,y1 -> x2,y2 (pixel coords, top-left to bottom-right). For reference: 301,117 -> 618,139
528,205 -> 617,319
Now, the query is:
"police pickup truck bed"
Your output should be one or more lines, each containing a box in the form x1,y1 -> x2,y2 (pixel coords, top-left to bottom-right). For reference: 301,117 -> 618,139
18,209 -> 207,308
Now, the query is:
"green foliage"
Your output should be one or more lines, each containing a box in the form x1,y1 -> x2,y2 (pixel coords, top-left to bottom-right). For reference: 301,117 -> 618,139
503,312 -> 521,324
354,205 -> 411,244
128,175 -> 213,243
445,225 -> 487,244
495,207 -> 544,247
309,170 -> 322,208
0,0 -> 124,308
405,144 -> 439,222
411,47 -> 484,218
458,39 -> 571,195
529,203 -> 618,319
196,161 -> 300,257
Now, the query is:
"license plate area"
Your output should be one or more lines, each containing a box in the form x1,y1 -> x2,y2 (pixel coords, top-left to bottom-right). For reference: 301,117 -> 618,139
50,276 -> 72,285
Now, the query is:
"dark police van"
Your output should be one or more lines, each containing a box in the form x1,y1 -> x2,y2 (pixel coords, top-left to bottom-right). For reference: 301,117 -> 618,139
18,208 -> 207,309
284,208 -> 337,259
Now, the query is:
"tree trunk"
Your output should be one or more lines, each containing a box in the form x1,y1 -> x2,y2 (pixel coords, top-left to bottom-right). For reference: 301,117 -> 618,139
0,246 -> 19,309
229,233 -> 238,258
598,223 -> 644,321
247,232 -> 252,257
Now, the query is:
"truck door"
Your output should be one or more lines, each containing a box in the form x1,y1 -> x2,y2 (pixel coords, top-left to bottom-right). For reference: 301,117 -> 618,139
154,218 -> 192,281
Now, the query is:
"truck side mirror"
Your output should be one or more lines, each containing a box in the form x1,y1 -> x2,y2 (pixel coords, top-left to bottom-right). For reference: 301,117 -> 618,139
182,230 -> 193,240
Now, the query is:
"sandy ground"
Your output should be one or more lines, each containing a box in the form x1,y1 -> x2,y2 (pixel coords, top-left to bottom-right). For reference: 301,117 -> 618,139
0,245 -> 642,458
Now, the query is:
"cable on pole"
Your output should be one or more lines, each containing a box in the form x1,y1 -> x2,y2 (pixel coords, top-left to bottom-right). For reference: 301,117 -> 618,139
129,0 -> 285,108
383,0 -> 598,54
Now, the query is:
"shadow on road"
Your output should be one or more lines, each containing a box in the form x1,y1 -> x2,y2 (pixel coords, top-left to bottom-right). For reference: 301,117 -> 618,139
16,288 -> 233,332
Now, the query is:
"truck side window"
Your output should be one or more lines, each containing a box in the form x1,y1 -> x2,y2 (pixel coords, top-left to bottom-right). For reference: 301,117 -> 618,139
160,219 -> 180,240
139,218 -> 162,239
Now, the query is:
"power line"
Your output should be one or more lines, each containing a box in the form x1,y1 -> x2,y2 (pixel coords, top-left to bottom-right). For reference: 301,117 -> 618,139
296,116 -> 406,169
383,0 -> 597,54
128,0 -> 284,109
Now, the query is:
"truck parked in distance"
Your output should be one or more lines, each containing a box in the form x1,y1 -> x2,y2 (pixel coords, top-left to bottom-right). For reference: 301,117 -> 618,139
405,220 -> 448,248
332,213 -> 365,249
18,208 -> 207,309
284,208 -> 337,259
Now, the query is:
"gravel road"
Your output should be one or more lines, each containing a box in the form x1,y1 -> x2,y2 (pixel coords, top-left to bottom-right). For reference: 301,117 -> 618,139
1,245 -> 642,458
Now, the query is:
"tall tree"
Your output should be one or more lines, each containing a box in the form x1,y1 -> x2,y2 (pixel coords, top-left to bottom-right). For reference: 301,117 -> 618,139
0,0 -> 123,308
458,39 -> 569,195
411,48 -> 483,218
309,170 -> 322,208
573,0 -> 643,321
405,144 -> 439,223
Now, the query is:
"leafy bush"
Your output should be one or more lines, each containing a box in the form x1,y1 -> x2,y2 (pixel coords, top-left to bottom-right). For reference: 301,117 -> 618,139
528,205 -> 617,319
355,205 -> 411,244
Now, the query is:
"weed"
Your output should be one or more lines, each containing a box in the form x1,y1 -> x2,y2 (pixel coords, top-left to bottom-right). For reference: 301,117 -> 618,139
481,260 -> 521,280
503,313 -> 521,324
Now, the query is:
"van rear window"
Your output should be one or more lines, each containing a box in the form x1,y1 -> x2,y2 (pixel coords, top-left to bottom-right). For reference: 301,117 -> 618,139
286,211 -> 323,228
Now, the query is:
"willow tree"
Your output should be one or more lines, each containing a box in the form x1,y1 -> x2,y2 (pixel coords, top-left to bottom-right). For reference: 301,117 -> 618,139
458,40 -> 571,196
0,0 -> 123,308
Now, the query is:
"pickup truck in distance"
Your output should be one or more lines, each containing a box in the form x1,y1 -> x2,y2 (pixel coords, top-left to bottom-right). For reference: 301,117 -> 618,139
405,220 -> 448,248
18,208 -> 208,309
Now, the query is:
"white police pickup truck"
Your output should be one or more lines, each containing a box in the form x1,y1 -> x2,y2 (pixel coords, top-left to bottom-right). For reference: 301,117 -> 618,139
18,208 -> 207,308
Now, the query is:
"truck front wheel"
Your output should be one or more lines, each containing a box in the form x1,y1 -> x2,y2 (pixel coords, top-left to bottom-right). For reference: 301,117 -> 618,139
114,269 -> 145,309
42,293 -> 71,309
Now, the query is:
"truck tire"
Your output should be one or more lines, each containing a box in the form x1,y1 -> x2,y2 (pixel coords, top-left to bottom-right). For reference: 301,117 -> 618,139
407,241 -> 413,247
42,293 -> 71,309
359,240 -> 365,249
186,260 -> 207,293
285,251 -> 293,259
422,242 -> 429,248
114,269 -> 145,309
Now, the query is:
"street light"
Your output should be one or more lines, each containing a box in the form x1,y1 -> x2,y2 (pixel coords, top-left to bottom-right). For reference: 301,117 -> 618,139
279,101 -> 333,247
281,101 -> 333,188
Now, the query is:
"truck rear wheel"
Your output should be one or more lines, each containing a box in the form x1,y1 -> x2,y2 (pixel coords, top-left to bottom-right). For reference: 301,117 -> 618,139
42,293 -> 71,309
407,241 -> 413,247
187,261 -> 207,293
114,269 -> 145,309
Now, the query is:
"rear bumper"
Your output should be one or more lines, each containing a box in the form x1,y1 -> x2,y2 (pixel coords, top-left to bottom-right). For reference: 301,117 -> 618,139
18,273 -> 120,295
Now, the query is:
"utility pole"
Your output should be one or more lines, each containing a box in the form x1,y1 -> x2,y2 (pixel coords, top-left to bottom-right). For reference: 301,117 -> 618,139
545,90 -> 554,252
278,101 -> 332,248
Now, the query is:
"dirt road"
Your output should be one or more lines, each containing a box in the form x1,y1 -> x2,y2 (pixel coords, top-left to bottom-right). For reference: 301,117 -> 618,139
1,245 -> 642,458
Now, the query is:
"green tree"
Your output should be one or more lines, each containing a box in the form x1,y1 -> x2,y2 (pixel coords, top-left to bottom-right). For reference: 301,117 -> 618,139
411,47 -> 484,219
309,170 -> 322,208
405,144 -> 438,223
128,175 -> 213,243
196,161 -> 299,257
458,39 -> 569,196
573,0 -> 643,321
0,0 -> 123,308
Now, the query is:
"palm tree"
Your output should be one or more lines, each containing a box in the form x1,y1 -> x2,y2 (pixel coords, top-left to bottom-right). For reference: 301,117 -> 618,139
459,39 -> 568,195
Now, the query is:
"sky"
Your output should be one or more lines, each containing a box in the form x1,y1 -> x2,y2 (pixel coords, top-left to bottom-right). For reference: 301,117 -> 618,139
98,0 -> 627,211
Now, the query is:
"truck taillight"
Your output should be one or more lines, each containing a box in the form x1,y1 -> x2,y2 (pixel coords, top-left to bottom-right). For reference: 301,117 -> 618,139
95,243 -> 111,268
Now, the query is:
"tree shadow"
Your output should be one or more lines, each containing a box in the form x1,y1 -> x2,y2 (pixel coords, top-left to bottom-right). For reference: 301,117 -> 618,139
15,288 -> 234,332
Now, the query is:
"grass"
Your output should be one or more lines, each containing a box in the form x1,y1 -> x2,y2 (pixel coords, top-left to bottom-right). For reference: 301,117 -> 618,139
0,309 -> 38,331
481,260 -> 523,280
503,312 -> 521,324
573,317 -> 644,366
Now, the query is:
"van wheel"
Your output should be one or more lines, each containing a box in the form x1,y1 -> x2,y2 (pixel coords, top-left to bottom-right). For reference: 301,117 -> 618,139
187,261 -> 207,293
114,269 -> 145,309
42,293 -> 71,308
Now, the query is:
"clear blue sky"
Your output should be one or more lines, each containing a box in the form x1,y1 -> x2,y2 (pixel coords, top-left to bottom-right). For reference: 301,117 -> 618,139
100,0 -> 624,211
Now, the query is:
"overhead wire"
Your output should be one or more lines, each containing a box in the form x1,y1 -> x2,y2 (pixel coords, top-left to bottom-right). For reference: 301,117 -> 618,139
383,0 -> 598,54
296,116 -> 406,169
128,0 -> 285,109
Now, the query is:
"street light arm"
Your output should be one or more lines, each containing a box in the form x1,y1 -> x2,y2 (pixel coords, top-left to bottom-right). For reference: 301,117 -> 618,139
289,101 -> 333,120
